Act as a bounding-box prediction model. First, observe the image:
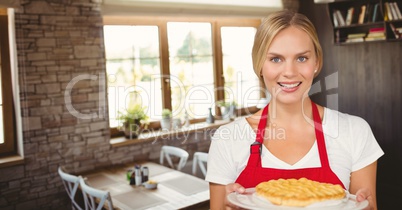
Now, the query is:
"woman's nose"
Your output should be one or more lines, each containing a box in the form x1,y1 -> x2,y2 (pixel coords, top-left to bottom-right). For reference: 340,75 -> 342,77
283,62 -> 297,77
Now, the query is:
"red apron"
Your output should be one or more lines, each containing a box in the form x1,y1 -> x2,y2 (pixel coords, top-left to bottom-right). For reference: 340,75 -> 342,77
235,102 -> 346,189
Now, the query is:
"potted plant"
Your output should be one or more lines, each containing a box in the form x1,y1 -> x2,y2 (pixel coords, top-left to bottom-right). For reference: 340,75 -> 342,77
216,100 -> 231,120
228,101 -> 237,120
160,109 -> 172,131
217,100 -> 237,120
117,104 -> 149,139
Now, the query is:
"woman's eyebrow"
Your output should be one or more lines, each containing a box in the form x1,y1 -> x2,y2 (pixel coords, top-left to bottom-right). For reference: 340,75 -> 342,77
296,50 -> 311,55
267,50 -> 311,56
266,52 -> 282,56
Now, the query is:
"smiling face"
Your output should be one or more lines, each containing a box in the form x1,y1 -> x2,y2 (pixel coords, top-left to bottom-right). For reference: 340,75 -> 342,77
261,26 -> 318,105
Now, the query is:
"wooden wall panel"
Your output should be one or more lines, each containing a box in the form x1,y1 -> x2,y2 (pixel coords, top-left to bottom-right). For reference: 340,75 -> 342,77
300,1 -> 402,209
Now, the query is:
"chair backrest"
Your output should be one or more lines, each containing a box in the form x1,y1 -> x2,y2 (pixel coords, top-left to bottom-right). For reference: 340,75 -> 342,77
58,166 -> 84,210
192,152 -> 208,177
159,145 -> 189,171
79,176 -> 114,210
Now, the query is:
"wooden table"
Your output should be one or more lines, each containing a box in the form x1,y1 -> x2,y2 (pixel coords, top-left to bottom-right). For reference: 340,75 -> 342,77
82,162 -> 210,210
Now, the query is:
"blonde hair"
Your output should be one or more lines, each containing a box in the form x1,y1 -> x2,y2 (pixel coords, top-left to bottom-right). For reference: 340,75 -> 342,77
252,10 -> 323,80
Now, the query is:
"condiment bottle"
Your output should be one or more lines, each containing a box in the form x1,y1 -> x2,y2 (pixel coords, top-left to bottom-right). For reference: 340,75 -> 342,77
142,166 -> 149,183
129,170 -> 135,185
134,166 -> 142,186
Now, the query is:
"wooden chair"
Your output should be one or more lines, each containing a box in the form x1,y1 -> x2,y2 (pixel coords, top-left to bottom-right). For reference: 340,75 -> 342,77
58,166 -> 84,210
160,145 -> 189,171
192,152 -> 208,177
79,176 -> 114,210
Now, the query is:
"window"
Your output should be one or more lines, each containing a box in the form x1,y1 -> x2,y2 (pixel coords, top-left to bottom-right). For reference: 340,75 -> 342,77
0,8 -> 16,155
167,22 -> 214,119
221,26 -> 260,108
103,17 -> 261,129
104,25 -> 162,127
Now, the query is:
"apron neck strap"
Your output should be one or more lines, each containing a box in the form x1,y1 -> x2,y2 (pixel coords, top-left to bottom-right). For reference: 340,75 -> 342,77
256,104 -> 269,144
312,102 -> 330,168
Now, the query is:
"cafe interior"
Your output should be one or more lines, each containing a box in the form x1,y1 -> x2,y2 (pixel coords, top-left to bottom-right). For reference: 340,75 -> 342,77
0,0 -> 401,209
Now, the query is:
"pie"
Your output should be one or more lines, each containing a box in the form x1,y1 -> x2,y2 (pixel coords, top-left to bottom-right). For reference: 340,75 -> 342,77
255,178 -> 346,207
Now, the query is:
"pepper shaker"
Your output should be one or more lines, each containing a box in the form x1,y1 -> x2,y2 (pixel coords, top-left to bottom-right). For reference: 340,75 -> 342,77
129,170 -> 136,185
142,166 -> 149,183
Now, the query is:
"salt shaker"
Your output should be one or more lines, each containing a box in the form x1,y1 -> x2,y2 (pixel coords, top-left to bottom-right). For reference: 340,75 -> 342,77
134,166 -> 142,186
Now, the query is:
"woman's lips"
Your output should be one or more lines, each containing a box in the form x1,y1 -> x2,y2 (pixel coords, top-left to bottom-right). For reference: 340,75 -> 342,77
278,82 -> 302,92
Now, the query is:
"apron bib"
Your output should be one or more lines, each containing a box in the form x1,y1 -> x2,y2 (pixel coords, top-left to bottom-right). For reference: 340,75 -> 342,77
235,102 -> 345,189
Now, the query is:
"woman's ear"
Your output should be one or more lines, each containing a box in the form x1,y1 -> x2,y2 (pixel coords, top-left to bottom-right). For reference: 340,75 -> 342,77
314,61 -> 320,74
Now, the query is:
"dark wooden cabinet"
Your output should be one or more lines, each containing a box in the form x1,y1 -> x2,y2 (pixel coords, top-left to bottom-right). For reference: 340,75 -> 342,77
328,0 -> 402,45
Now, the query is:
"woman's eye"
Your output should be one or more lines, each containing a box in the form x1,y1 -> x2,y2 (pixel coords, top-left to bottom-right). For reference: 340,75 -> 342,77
297,56 -> 307,62
271,57 -> 281,63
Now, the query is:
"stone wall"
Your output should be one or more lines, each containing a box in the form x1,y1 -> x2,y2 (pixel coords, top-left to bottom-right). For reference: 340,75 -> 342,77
0,1 -> 212,209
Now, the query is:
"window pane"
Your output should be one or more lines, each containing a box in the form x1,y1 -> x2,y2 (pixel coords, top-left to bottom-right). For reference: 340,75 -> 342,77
221,27 -> 261,108
104,25 -> 162,127
168,22 -> 214,119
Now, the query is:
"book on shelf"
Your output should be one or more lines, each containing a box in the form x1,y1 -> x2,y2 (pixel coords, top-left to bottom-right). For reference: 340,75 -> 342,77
334,10 -> 346,26
392,2 -> 402,20
366,27 -> 385,40
372,3 -> 380,22
364,3 -> 372,23
345,37 -> 365,43
367,28 -> 385,36
365,36 -> 386,41
369,27 -> 385,32
345,7 -> 355,25
384,3 -> 389,21
366,32 -> 385,38
332,12 -> 339,27
385,2 -> 393,21
347,33 -> 366,39
369,27 -> 385,33
358,5 -> 366,24
389,23 -> 401,39
389,2 -> 399,20
335,30 -> 340,43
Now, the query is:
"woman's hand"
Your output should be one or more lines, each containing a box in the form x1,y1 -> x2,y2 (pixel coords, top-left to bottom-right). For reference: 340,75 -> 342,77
210,182 -> 252,209
226,183 -> 246,194
350,162 -> 378,210
355,188 -> 374,210
224,183 -> 247,209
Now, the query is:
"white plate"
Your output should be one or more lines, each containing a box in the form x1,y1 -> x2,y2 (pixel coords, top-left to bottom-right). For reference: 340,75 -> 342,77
227,188 -> 369,210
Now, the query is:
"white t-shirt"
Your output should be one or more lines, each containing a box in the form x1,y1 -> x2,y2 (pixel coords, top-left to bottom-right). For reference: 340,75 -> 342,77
205,108 -> 384,190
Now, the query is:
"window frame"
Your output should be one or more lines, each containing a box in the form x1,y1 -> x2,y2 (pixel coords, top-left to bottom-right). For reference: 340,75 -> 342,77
0,8 -> 16,155
103,16 -> 262,134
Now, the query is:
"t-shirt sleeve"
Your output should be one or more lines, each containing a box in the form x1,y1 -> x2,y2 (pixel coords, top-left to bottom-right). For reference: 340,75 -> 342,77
350,116 -> 384,172
205,127 -> 239,185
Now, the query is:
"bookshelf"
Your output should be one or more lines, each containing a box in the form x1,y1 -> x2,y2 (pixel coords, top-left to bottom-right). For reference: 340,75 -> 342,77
328,0 -> 402,45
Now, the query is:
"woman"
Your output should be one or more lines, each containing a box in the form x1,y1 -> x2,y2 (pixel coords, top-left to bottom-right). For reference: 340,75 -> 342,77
206,10 -> 383,210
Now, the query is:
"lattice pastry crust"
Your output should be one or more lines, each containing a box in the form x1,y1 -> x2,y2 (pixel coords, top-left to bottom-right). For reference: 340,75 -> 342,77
255,178 -> 346,207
